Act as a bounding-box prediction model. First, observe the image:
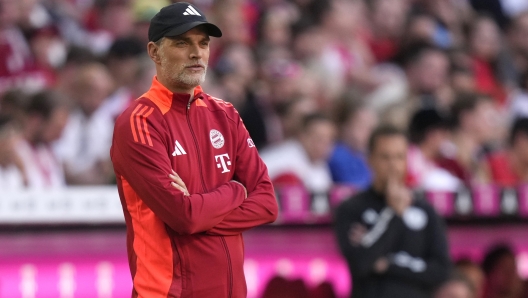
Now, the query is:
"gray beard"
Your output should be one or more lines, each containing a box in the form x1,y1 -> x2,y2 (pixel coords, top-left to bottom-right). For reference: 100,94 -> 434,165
175,65 -> 207,88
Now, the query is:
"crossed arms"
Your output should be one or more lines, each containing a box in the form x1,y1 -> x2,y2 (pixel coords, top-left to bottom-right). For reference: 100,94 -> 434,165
111,108 -> 278,236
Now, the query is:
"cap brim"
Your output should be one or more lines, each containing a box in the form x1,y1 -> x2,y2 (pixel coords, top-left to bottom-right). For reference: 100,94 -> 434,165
164,21 -> 222,38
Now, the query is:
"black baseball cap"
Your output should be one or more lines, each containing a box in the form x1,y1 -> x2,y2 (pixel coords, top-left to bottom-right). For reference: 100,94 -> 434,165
148,2 -> 222,42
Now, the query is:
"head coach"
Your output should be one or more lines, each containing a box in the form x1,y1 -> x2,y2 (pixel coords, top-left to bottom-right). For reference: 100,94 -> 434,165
110,3 -> 279,297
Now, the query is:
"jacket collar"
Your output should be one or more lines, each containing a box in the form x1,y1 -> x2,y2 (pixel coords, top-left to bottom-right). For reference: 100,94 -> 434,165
142,76 -> 204,114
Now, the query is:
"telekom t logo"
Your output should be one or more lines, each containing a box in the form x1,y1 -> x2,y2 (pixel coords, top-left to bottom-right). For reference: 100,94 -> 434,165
215,154 -> 231,173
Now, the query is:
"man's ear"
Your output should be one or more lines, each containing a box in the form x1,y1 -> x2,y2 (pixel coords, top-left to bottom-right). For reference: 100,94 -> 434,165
147,40 -> 162,64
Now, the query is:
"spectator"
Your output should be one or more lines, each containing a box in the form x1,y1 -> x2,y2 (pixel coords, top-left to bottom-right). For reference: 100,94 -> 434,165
403,44 -> 452,108
483,118 -> 528,187
83,0 -> 135,54
506,12 -> 528,87
437,93 -> 499,183
54,46 -> 98,99
406,108 -> 460,191
261,113 -> 336,194
451,65 -> 477,95
482,244 -> 524,298
214,43 -> 258,109
334,125 -> 451,298
0,115 -> 27,189
276,96 -> 317,140
257,3 -> 297,52
509,71 -> 528,119
450,48 -> 477,94
0,0 -> 48,94
469,16 -> 508,106
16,90 -> 69,188
317,0 -> 375,99
364,0 -> 409,63
434,271 -> 476,298
0,88 -> 29,128
456,259 -> 486,298
102,36 -> 146,120
382,43 -> 451,129
53,62 -> 115,185
402,12 -> 438,47
291,24 -> 334,103
419,0 -> 473,49
132,0 -> 170,45
328,93 -> 378,189
255,58 -> 305,145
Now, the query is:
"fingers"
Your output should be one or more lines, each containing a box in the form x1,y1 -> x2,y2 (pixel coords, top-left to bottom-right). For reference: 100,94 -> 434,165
374,257 -> 389,273
169,170 -> 186,188
230,180 -> 247,199
171,182 -> 189,195
169,170 -> 190,196
349,223 -> 367,246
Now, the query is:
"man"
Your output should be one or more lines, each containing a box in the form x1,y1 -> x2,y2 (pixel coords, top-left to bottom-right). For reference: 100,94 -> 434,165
334,125 -> 451,298
261,113 -> 336,194
407,109 -> 460,191
381,43 -> 451,130
483,118 -> 528,186
439,93 -> 498,183
0,115 -> 27,189
329,95 -> 378,189
54,63 -> 115,185
506,12 -> 528,87
110,3 -> 278,298
17,90 -> 69,188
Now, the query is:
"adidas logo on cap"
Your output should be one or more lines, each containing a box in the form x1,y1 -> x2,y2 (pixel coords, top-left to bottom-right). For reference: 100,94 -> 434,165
183,5 -> 201,16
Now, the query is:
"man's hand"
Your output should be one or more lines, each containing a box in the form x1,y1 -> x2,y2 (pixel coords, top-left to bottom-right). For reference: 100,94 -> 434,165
386,175 -> 412,216
230,180 -> 247,199
374,257 -> 389,274
169,170 -> 190,196
348,223 -> 367,246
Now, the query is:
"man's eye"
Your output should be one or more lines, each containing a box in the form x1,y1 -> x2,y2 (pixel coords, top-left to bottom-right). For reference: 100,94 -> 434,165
176,41 -> 186,46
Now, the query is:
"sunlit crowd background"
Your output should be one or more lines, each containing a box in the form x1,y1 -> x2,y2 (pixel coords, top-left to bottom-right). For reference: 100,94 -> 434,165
2,0 -> 528,192
2,0 -> 528,297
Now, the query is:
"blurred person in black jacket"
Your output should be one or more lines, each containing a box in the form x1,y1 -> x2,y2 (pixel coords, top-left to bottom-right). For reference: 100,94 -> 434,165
334,125 -> 451,298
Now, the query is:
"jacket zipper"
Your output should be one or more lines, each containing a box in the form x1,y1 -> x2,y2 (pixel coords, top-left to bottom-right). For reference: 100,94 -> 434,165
187,100 -> 233,298
186,101 -> 207,192
221,237 -> 234,298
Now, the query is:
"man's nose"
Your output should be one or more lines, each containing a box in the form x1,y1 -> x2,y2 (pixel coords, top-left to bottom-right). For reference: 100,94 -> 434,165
189,44 -> 203,60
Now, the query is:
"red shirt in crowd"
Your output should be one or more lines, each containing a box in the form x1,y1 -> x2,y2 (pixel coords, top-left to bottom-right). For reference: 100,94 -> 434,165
473,58 -> 507,106
486,151 -> 519,187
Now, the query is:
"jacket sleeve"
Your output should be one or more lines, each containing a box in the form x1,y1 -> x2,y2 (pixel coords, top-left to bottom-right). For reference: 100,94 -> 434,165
111,105 -> 246,235
384,204 -> 451,288
206,116 -> 278,236
334,199 -> 405,279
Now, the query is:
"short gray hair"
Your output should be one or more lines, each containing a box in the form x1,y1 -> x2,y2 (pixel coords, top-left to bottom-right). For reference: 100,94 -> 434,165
154,37 -> 165,48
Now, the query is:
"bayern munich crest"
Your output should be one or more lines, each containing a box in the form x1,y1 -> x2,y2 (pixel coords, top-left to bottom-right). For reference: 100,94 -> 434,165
210,129 -> 225,149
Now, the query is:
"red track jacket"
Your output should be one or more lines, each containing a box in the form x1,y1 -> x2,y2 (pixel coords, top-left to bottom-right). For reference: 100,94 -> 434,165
110,77 -> 278,298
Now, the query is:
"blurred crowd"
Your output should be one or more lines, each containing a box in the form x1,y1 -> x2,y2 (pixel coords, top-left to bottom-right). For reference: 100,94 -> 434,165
2,1 -> 528,298
2,0 -> 528,192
